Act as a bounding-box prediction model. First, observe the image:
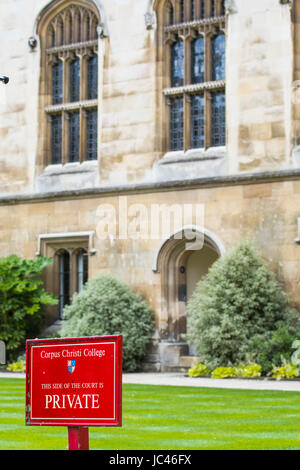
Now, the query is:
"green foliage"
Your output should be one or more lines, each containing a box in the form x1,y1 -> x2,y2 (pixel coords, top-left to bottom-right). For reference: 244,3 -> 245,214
0,255 -> 57,358
211,367 -> 238,379
7,360 -> 25,372
188,362 -> 211,377
186,240 -> 300,371
60,274 -> 155,372
291,340 -> 300,367
271,359 -> 299,380
235,363 -> 262,378
251,322 -> 300,375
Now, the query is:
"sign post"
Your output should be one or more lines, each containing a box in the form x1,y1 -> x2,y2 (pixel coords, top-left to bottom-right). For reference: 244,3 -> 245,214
26,335 -> 122,450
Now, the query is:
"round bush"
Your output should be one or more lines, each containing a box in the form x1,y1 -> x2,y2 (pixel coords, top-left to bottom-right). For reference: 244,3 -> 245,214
60,274 -> 155,372
186,241 -> 300,371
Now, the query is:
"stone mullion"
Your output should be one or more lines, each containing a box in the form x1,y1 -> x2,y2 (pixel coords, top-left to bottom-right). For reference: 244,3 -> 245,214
215,0 -> 222,16
203,90 -> 211,149
46,56 -> 55,106
61,56 -> 69,103
165,96 -> 172,153
45,113 -> 52,166
64,13 -> 71,45
61,53 -> 69,164
184,36 -> 192,151
79,54 -> 85,102
174,0 -> 180,24
80,108 -> 86,163
194,0 -> 201,19
204,32 -> 211,83
184,94 -> 192,151
165,40 -> 173,89
163,34 -> 175,152
62,111 -> 69,164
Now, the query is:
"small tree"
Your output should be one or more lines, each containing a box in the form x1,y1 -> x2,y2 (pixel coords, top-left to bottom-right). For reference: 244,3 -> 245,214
186,241 -> 300,372
60,274 -> 155,372
0,255 -> 57,359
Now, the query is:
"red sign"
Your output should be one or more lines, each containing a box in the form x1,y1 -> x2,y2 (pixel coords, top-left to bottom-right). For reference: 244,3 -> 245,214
26,335 -> 122,427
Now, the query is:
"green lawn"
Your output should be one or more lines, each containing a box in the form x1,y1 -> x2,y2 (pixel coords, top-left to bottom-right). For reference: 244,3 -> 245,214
1,377 -> 300,450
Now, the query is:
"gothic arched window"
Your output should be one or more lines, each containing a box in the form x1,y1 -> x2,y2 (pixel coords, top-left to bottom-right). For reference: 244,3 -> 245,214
38,2 -> 100,166
160,0 -> 226,151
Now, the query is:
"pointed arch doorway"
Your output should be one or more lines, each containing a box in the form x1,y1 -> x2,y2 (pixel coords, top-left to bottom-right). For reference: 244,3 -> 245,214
153,228 -> 224,369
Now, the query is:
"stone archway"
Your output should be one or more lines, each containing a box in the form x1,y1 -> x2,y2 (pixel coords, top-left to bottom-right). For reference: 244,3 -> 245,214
153,227 -> 224,370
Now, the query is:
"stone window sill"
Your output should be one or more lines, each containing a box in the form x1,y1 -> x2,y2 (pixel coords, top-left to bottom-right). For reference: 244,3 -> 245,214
42,160 -> 98,176
158,146 -> 226,165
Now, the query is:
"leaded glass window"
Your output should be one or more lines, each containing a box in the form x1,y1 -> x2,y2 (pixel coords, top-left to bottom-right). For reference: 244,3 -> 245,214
170,97 -> 184,151
180,0 -> 184,22
86,109 -> 98,160
76,10 -> 82,43
51,114 -> 62,164
171,40 -> 184,87
192,37 -> 205,84
200,0 -> 205,18
221,0 -> 226,15
87,54 -> 98,100
58,250 -> 70,318
68,112 -> 80,162
191,95 -> 205,149
42,3 -> 100,165
211,0 -> 215,17
52,61 -> 63,105
70,58 -> 80,102
153,0 -> 226,152
212,34 -> 225,81
191,0 -> 195,21
211,91 -> 225,147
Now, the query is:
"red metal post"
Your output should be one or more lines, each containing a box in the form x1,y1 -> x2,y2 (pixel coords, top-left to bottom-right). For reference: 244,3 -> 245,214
68,426 -> 89,450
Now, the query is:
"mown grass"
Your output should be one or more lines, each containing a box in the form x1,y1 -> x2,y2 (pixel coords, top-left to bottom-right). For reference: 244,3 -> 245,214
1,377 -> 300,450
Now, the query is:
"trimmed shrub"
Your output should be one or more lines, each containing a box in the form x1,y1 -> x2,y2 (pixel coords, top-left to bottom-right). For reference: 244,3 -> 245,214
251,322 -> 299,375
186,241 -> 300,372
60,274 -> 155,372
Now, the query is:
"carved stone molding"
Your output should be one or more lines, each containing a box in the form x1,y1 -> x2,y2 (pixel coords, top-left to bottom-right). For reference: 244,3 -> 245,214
279,0 -> 292,5
145,11 -> 156,30
163,80 -> 226,96
225,0 -> 238,14
46,39 -> 98,55
164,15 -> 226,33
45,99 -> 98,114
28,36 -> 38,50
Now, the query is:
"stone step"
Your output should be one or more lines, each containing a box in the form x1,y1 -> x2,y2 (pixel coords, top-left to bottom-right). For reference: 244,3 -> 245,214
179,356 -> 202,368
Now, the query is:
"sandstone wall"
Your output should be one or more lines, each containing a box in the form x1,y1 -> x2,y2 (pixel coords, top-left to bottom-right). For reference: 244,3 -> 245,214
0,0 -> 297,197
1,177 -> 300,331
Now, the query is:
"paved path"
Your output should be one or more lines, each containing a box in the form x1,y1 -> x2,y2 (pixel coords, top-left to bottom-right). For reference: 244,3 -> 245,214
1,371 -> 300,391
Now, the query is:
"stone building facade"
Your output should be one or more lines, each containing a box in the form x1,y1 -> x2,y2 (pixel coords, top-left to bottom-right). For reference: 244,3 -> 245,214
0,0 -> 300,371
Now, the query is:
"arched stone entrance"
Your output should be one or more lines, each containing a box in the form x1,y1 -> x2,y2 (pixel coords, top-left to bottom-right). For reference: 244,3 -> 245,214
153,227 -> 224,370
